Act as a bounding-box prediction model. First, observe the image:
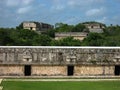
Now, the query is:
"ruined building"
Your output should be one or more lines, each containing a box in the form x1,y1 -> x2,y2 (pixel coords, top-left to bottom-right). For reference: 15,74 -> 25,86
55,32 -> 88,41
0,47 -> 120,76
84,23 -> 105,33
55,23 -> 105,41
22,21 -> 54,32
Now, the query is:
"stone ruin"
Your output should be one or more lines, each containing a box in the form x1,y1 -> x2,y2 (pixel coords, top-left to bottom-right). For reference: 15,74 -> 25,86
0,46 -> 120,76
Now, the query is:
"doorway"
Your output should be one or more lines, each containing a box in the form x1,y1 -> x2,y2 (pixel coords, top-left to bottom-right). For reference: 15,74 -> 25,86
24,65 -> 31,76
67,66 -> 74,76
30,27 -> 33,30
115,65 -> 120,75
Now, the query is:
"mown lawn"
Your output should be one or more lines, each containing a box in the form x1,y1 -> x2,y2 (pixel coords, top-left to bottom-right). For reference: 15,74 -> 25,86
1,81 -> 120,90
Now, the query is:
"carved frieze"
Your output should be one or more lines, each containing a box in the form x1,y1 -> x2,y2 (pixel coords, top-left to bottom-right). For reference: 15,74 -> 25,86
0,47 -> 120,65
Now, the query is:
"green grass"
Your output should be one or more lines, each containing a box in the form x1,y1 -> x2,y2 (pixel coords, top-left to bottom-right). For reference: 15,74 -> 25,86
1,81 -> 120,90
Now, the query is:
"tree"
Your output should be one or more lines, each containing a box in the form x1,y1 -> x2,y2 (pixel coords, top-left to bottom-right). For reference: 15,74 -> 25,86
33,35 -> 52,46
71,23 -> 87,32
50,37 -> 81,46
16,23 -> 23,30
55,23 -> 74,32
42,29 -> 55,38
11,29 -> 39,46
82,33 -> 105,46
0,28 -> 14,45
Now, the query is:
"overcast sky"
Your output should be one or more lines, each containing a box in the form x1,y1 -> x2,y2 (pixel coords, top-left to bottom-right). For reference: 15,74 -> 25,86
0,0 -> 120,27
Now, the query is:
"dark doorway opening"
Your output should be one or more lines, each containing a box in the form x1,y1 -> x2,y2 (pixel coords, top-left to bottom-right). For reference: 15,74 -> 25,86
24,65 -> 31,76
115,65 -> 120,75
67,66 -> 74,76
30,27 -> 33,30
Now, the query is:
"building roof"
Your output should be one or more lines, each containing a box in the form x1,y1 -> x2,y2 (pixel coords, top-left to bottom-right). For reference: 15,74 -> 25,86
55,32 -> 88,37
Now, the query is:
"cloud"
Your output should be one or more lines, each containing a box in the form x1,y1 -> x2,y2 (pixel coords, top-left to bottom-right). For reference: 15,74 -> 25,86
96,15 -> 120,25
63,16 -> 80,24
22,0 -> 34,5
5,0 -> 34,7
50,0 -> 105,11
17,6 -> 32,14
86,7 -> 105,16
51,5 -> 65,11
0,0 -> 120,27
96,17 -> 107,23
50,0 -> 67,11
5,0 -> 34,14
68,0 -> 104,7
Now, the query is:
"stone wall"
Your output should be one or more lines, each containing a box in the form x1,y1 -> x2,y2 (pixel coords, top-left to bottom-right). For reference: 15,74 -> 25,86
0,65 -> 116,76
55,32 -> 87,40
74,65 -> 114,76
0,65 -> 24,76
0,47 -> 119,76
31,65 -> 115,76
0,47 -> 120,65
32,65 -> 67,76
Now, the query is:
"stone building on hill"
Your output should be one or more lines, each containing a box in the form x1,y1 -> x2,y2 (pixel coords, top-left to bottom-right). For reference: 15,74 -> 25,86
22,21 -> 53,32
54,22 -> 105,41
0,46 -> 120,76
55,32 -> 88,40
84,23 -> 105,33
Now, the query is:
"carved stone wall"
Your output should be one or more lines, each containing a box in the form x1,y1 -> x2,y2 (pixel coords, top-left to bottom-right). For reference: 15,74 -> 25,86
0,47 -> 120,76
0,47 -> 120,65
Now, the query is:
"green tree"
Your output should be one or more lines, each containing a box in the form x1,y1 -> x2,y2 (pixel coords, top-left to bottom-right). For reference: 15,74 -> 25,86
33,35 -> 52,46
82,33 -> 105,46
42,29 -> 55,38
11,29 -> 38,46
71,23 -> 87,32
16,23 -> 23,30
55,23 -> 74,32
0,28 -> 14,45
51,37 -> 81,46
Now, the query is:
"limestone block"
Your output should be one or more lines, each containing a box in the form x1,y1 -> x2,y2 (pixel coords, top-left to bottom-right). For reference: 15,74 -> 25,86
32,65 -> 67,76
0,65 -> 24,76
74,65 -> 114,76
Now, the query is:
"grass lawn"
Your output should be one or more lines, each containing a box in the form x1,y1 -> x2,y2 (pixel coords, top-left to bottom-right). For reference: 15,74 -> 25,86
1,80 -> 120,90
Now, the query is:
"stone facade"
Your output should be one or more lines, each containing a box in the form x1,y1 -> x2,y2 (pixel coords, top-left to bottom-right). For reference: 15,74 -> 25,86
0,47 -> 120,76
22,21 -> 53,32
0,65 -> 24,76
55,32 -> 88,40
84,23 -> 105,33
32,66 -> 67,76
74,65 -> 114,76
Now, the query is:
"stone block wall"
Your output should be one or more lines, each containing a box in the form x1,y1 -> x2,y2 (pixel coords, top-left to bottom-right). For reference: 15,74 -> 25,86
74,65 -> 114,76
0,65 -> 24,76
0,65 -> 116,76
32,65 -> 67,76
0,47 -> 119,76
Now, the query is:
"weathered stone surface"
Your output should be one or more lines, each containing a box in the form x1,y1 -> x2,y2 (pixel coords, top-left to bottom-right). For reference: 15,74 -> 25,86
0,47 -> 120,65
32,66 -> 67,76
0,47 -> 120,76
0,65 -> 23,76
55,32 -> 88,40
74,65 -> 114,76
